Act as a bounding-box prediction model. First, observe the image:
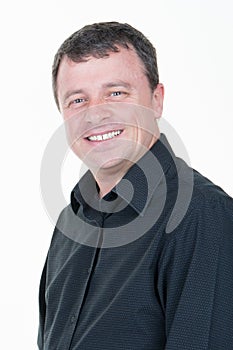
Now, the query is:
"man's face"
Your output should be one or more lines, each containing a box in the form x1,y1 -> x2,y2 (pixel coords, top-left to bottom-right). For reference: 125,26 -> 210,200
57,46 -> 164,174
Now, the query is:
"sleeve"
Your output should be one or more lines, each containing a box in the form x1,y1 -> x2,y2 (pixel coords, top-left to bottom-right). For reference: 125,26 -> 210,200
157,195 -> 233,350
37,257 -> 48,350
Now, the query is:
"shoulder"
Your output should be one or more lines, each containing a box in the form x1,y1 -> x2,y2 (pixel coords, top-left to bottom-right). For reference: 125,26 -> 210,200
166,167 -> 233,244
191,168 -> 233,217
157,169 -> 233,277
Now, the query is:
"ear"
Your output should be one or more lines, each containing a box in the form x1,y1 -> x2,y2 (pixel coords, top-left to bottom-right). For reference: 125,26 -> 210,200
152,83 -> 164,119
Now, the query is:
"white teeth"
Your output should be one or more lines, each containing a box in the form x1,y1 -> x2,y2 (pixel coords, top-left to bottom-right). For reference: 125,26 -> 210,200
87,130 -> 121,141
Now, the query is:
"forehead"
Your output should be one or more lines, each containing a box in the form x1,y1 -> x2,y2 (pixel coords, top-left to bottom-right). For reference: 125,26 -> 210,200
57,46 -> 146,88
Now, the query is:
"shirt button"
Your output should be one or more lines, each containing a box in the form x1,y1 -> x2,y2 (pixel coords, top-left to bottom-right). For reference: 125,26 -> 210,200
70,315 -> 76,324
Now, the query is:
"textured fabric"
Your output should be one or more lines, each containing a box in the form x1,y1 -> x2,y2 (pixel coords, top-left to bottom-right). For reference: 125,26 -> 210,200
38,134 -> 233,350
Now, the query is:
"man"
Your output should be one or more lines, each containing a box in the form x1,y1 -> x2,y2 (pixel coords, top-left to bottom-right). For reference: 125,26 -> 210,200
38,22 -> 233,349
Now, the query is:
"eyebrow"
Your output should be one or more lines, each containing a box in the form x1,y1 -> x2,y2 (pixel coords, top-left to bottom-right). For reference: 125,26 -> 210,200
62,81 -> 132,105
102,81 -> 132,89
63,89 -> 84,104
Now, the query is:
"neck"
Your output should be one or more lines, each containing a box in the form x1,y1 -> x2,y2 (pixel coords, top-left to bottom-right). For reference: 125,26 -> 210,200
90,136 -> 160,198
93,160 -> 133,198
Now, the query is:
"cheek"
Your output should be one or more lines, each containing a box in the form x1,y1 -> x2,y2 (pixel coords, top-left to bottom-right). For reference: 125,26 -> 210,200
63,110 -> 90,142
64,119 -> 84,149
134,115 -> 155,134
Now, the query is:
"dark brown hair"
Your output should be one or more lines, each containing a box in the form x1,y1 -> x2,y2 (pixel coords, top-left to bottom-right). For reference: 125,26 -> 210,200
52,22 -> 159,109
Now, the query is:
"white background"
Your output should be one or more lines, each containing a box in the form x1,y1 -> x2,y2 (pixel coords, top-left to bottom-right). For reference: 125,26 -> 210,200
0,0 -> 232,348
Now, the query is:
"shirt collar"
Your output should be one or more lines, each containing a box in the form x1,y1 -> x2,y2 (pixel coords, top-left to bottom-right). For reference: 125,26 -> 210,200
71,133 -> 176,215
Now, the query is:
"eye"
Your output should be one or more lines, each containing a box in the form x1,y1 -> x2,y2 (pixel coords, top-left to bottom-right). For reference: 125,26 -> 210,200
73,98 -> 86,104
111,91 -> 122,97
67,97 -> 87,109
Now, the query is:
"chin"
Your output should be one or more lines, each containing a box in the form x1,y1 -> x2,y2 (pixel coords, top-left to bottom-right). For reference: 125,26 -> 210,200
89,157 -> 127,172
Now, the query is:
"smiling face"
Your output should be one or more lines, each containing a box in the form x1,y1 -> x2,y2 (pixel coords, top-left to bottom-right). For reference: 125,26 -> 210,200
57,46 -> 164,176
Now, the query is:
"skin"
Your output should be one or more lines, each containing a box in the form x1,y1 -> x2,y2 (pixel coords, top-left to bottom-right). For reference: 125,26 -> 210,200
57,46 -> 164,197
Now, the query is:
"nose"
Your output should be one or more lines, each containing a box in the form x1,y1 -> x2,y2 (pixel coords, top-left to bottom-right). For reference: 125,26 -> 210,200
84,103 -> 112,125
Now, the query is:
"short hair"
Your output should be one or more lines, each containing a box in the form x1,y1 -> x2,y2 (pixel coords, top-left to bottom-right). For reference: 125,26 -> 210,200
52,21 -> 160,109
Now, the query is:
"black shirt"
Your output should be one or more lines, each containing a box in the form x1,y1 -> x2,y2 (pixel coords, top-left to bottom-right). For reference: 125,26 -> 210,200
38,134 -> 233,349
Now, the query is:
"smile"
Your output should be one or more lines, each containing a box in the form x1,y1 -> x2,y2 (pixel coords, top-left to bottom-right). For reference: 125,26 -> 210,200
87,130 -> 123,142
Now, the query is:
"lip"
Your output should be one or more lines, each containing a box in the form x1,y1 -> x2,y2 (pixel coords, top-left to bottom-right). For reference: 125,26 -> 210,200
83,123 -> 126,138
85,128 -> 124,141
